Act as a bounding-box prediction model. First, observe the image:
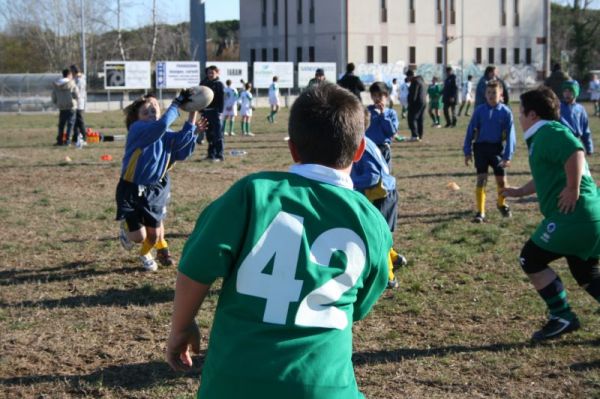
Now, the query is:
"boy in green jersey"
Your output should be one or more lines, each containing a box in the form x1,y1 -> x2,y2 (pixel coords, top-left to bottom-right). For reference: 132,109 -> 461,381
503,86 -> 600,341
166,83 -> 392,398
427,76 -> 443,127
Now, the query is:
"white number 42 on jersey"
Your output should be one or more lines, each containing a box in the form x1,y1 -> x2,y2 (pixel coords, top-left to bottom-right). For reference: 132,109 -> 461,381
236,211 -> 367,330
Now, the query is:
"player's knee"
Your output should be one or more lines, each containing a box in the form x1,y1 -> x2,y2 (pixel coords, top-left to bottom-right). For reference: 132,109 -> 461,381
519,244 -> 548,274
476,175 -> 488,188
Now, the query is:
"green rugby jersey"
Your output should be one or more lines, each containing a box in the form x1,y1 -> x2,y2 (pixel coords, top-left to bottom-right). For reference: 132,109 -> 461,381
526,121 -> 600,257
526,121 -> 600,223
179,169 -> 392,399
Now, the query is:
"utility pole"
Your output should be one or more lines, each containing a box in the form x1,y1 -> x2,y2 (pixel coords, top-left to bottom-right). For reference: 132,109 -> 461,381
460,0 -> 464,83
80,0 -> 87,75
190,0 -> 207,75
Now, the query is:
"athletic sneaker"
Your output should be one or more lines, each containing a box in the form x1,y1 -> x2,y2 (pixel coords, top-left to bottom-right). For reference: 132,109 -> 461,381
472,212 -> 486,223
245,132 -> 255,137
393,253 -> 408,268
140,253 -> 158,272
119,221 -> 134,251
387,278 -> 399,289
498,205 -> 512,218
531,315 -> 580,342
156,248 -> 175,267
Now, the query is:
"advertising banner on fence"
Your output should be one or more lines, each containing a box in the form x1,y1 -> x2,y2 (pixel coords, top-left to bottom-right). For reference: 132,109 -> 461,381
356,62 -> 406,86
297,63 -> 337,88
253,62 -> 294,89
104,61 -> 152,89
207,62 -> 248,89
156,61 -> 200,89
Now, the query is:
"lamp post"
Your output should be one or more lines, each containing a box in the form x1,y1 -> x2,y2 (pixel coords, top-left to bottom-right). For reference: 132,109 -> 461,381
80,0 -> 87,76
190,0 -> 207,72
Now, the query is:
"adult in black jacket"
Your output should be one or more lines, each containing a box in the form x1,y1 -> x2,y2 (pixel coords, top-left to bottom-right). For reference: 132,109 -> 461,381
337,63 -> 365,101
442,66 -> 458,127
475,66 -> 510,107
406,70 -> 427,140
200,65 -> 225,161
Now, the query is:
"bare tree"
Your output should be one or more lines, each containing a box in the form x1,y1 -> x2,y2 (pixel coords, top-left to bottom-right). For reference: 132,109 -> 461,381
149,0 -> 159,63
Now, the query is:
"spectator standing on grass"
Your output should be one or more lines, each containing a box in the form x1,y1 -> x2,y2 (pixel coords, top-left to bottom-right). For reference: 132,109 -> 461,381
365,82 -> 399,170
406,69 -> 427,141
463,80 -> 516,223
560,80 -> 594,155
502,86 -> 600,341
427,76 -> 443,128
69,64 -> 87,145
166,83 -> 391,398
239,82 -> 255,136
222,79 -> 239,136
458,75 -> 474,117
389,78 -> 399,108
544,63 -> 570,101
51,68 -> 79,146
442,66 -> 458,127
200,65 -> 225,162
588,73 -> 600,117
338,62 -> 365,101
475,66 -> 510,107
399,77 -> 410,119
267,76 -> 280,124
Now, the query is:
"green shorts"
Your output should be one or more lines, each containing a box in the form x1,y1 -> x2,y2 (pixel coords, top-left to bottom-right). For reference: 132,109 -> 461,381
531,217 -> 600,260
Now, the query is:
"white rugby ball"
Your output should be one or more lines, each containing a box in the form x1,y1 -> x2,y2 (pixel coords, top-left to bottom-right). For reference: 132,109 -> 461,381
180,85 -> 214,112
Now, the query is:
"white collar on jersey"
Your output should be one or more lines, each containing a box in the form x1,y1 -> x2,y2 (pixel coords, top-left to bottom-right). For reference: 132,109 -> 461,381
289,164 -> 354,189
523,120 -> 550,141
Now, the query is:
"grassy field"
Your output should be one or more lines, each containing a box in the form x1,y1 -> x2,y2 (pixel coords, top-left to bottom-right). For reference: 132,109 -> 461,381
0,103 -> 599,398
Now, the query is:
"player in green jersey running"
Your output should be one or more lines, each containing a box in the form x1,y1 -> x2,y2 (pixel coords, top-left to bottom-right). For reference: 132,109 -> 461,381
166,83 -> 392,398
503,86 -> 600,341
427,77 -> 443,127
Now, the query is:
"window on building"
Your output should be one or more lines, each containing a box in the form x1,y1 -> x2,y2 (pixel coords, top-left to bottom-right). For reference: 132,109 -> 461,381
273,0 -> 278,26
297,47 -> 303,62
309,0 -> 315,23
273,48 -> 279,61
436,47 -> 443,64
262,48 -> 268,61
450,0 -> 456,24
488,48 -> 495,64
409,0 -> 416,23
500,48 -> 507,64
250,49 -> 256,65
500,0 -> 507,26
261,0 -> 267,27
297,0 -> 303,24
436,0 -> 442,24
367,46 -> 374,63
514,0 -> 520,26
381,46 -> 388,63
381,0 -> 387,23
514,48 -> 520,64
309,46 -> 315,62
409,46 -> 416,64
475,47 -> 482,64
526,48 -> 532,64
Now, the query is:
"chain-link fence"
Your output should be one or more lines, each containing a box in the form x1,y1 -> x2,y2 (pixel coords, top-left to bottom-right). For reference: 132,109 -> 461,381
0,74 -> 58,112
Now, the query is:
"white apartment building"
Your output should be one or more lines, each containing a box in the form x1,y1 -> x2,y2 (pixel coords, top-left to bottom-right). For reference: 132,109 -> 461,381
240,0 -> 551,78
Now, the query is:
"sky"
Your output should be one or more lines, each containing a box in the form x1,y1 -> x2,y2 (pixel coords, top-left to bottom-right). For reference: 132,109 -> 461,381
123,0 -> 240,29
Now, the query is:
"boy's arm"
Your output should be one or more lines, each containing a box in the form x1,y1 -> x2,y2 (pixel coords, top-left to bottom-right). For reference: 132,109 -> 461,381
463,109 -> 478,156
502,179 -> 536,198
503,111 -> 517,161
130,105 -> 180,148
558,150 -> 585,213
381,109 -> 399,137
352,152 -> 382,191
166,272 -> 211,371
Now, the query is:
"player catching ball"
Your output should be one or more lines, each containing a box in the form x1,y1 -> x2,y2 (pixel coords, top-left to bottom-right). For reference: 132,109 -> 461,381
502,86 -> 600,341
166,83 -> 392,398
116,91 -> 202,271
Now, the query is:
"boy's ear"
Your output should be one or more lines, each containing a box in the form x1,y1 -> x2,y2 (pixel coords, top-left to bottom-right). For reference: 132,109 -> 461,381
288,139 -> 302,163
352,138 -> 366,162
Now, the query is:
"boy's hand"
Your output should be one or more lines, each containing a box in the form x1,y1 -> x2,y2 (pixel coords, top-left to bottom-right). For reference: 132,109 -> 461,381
465,155 -> 472,166
173,88 -> 193,107
501,186 -> 522,198
195,117 -> 209,133
499,160 -> 510,168
558,186 -> 580,213
166,321 -> 201,371
374,102 -> 385,113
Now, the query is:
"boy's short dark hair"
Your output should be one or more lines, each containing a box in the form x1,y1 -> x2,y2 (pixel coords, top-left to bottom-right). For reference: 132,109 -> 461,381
520,86 -> 560,121
62,69 -> 71,78
207,65 -> 219,73
405,70 -> 414,78
486,80 -> 502,91
124,93 -> 157,129
369,81 -> 389,96
226,79 -> 232,85
69,64 -> 79,75
467,75 -> 473,80
289,83 -> 364,169
346,63 -> 355,73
